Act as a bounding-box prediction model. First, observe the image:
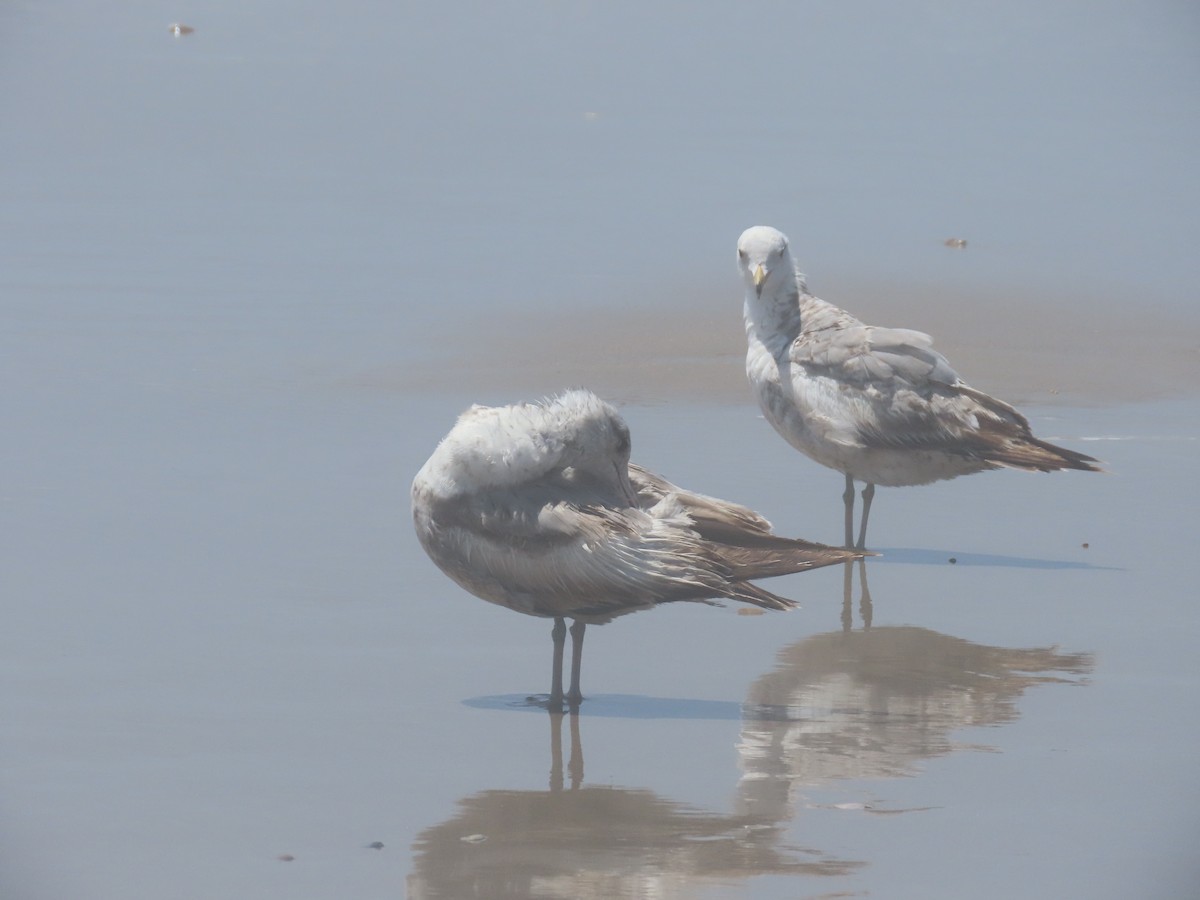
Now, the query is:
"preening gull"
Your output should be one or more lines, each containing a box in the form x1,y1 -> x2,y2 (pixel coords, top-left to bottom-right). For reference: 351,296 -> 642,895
412,389 -> 861,708
737,225 -> 1102,549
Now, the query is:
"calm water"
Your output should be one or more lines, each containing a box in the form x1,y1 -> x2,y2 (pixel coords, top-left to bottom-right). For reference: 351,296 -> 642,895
2,2 -> 1198,898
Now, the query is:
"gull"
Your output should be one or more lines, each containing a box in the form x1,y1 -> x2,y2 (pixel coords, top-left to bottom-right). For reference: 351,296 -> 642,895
412,389 -> 860,708
737,225 -> 1101,549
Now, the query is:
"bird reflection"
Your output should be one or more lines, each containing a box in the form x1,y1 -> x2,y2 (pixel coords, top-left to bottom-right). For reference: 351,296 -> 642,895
738,570 -> 1094,818
842,556 -> 874,631
407,711 -> 864,900
411,560 -> 1095,895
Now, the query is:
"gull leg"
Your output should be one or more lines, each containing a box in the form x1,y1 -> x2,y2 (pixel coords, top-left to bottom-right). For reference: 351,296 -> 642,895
843,473 -> 856,548
566,620 -> 586,707
855,483 -> 876,550
549,617 -> 567,710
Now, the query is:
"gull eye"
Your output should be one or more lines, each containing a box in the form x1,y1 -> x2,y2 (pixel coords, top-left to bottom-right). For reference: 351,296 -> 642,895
738,249 -> 748,261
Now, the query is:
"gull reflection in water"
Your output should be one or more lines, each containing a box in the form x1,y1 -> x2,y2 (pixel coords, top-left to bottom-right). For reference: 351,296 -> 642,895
407,710 -> 864,899
738,559 -> 1095,817
409,560 -> 1093,897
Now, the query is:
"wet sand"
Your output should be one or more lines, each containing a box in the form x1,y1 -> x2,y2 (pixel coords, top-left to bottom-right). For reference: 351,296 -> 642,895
2,2 -> 1198,898
365,280 -> 1200,408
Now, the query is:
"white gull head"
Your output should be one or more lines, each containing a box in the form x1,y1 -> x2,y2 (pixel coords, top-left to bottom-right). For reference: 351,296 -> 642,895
737,225 -> 800,300
413,388 -> 637,506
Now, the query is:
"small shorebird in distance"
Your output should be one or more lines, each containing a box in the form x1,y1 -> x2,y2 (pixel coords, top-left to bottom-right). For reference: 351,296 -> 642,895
737,225 -> 1102,549
412,389 -> 861,709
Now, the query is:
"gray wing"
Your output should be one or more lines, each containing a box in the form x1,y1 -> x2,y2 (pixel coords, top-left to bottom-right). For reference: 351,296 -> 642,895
786,298 -> 1011,451
791,322 -> 961,389
628,463 -> 860,578
418,471 -> 744,619
420,465 -> 846,618
425,469 -> 639,549
628,463 -> 775,538
782,295 -> 1101,469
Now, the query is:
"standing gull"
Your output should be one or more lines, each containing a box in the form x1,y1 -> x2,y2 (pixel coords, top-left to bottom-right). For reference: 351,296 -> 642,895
737,225 -> 1101,549
412,389 -> 861,708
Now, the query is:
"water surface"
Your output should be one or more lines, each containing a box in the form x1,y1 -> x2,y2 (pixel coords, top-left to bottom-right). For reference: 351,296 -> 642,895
2,2 -> 1198,898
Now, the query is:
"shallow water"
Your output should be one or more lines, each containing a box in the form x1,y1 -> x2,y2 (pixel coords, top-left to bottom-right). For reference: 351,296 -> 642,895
2,2 -> 1198,899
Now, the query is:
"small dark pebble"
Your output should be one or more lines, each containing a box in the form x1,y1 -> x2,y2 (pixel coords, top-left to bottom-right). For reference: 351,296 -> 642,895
948,557 -> 957,564
367,841 -> 385,850
277,854 -> 295,862
1081,543 -> 1089,549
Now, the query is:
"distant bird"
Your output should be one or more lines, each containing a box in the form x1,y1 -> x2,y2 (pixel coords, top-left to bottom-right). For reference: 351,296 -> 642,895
737,225 -> 1101,549
412,389 -> 860,707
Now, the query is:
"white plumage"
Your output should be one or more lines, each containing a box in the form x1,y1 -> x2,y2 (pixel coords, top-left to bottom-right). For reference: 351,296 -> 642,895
737,225 -> 1101,549
412,389 -> 859,707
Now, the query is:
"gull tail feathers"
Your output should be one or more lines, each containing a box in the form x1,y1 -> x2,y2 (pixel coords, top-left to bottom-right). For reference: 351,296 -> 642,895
970,418 -> 1103,473
723,580 -> 801,612
987,434 -> 1104,473
963,386 -> 1104,473
721,541 -> 865,580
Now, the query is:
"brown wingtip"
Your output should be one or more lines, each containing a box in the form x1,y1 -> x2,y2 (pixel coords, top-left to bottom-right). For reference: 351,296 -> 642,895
1026,435 -> 1104,472
727,580 -> 801,612
727,545 -> 871,611
965,405 -> 1104,474
719,540 -> 862,579
988,437 -> 1105,473
959,387 -> 1105,474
